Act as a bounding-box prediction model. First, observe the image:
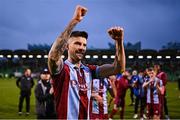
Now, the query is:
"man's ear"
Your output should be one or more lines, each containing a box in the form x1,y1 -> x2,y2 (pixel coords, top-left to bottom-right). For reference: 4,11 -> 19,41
66,38 -> 73,50
66,44 -> 69,50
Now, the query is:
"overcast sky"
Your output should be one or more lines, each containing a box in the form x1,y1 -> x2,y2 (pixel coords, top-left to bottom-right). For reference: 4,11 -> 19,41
0,0 -> 180,50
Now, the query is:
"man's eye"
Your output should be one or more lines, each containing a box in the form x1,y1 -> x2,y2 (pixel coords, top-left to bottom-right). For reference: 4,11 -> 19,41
74,42 -> 81,45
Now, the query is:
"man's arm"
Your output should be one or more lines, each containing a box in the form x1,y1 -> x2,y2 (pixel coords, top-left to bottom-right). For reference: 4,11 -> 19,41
142,78 -> 154,88
108,77 -> 117,98
31,78 -> 35,88
156,79 -> 165,95
98,27 -> 126,78
16,77 -> 21,88
91,93 -> 103,105
48,5 -> 87,74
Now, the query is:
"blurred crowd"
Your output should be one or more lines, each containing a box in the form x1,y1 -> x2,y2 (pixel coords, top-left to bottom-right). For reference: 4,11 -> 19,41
14,63 -> 179,119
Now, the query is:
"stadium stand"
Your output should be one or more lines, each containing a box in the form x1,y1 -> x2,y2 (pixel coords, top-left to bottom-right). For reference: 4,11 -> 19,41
0,49 -> 179,81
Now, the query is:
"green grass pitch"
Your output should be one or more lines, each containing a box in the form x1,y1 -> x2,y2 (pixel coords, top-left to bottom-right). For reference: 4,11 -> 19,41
0,78 -> 180,119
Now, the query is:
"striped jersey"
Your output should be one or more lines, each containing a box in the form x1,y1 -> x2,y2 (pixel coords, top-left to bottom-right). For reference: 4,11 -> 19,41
51,60 -> 98,119
91,78 -> 110,114
145,77 -> 163,104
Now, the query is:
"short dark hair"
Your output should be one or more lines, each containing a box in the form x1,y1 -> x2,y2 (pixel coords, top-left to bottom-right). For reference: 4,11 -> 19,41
24,68 -> 30,73
147,67 -> 154,72
70,31 -> 88,39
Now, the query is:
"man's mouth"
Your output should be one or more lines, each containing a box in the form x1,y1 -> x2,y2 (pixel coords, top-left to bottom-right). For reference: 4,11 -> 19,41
76,52 -> 85,57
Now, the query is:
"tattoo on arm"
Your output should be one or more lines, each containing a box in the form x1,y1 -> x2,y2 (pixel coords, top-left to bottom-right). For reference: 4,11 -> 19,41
48,20 -> 78,74
114,41 -> 125,73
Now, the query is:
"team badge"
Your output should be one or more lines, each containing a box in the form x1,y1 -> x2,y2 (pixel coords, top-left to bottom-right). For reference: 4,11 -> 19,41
71,80 -> 78,87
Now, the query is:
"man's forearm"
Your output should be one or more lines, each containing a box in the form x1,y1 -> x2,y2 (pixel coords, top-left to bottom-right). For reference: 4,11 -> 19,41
143,81 -> 149,88
114,41 -> 126,73
48,19 -> 78,61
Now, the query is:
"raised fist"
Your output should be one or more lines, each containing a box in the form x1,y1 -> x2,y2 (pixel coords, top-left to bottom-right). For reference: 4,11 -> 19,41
108,26 -> 124,41
72,5 -> 88,22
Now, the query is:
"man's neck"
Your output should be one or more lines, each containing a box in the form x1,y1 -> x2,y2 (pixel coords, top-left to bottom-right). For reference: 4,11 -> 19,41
67,57 -> 81,68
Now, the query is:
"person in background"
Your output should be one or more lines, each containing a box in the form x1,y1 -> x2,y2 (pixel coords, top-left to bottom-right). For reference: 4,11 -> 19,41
131,70 -> 140,119
35,68 -> 56,119
129,71 -> 135,106
90,75 -> 116,119
132,70 -> 147,120
154,64 -> 169,119
108,74 -> 121,108
109,71 -> 130,119
16,68 -> 34,116
177,73 -> 180,98
143,67 -> 164,120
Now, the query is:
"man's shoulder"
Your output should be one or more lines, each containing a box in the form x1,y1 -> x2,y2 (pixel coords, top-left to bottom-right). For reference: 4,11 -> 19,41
157,71 -> 167,80
158,71 -> 166,76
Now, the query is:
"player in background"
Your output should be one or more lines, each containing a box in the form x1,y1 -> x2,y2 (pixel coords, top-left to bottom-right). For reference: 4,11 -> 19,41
90,75 -> 116,119
108,74 -> 121,108
154,64 -> 170,119
109,71 -> 130,119
143,67 -> 164,120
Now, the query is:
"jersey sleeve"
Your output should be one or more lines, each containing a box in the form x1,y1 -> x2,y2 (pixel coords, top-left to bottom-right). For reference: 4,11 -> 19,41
159,79 -> 163,87
161,72 -> 168,86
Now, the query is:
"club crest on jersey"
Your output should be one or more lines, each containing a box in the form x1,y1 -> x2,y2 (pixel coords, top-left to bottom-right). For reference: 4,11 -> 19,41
70,80 -> 78,87
79,84 -> 88,92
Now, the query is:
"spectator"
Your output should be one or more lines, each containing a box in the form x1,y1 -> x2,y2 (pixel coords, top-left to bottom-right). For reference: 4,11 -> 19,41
35,68 -> 56,119
16,68 -> 34,116
129,71 -> 135,106
132,70 -> 147,119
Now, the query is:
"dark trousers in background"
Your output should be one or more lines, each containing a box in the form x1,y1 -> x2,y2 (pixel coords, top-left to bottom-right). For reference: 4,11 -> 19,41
130,87 -> 134,104
160,93 -> 169,119
164,95 -> 169,115
18,91 -> 30,113
134,96 -> 146,117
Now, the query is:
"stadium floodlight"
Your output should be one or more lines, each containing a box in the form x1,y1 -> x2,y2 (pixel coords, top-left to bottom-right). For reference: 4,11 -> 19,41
61,55 -> 65,59
128,55 -> 134,59
138,55 -> 143,59
85,55 -> 91,59
176,56 -> 180,59
147,55 -> 152,59
37,55 -> 42,58
28,55 -> 33,58
22,55 -> 27,58
110,55 -> 115,59
102,55 -> 108,59
14,55 -> 19,58
0,55 -> 3,58
157,56 -> 162,59
165,56 -> 171,59
44,55 -> 48,58
7,55 -> 12,58
93,55 -> 98,59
